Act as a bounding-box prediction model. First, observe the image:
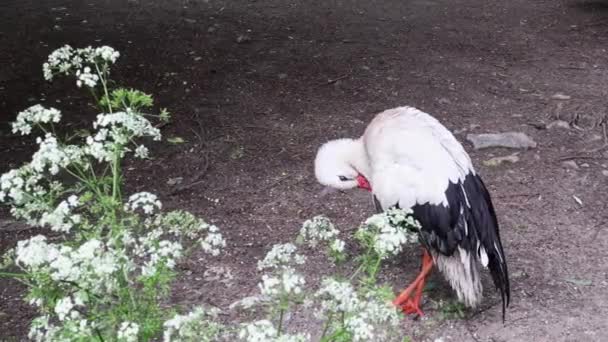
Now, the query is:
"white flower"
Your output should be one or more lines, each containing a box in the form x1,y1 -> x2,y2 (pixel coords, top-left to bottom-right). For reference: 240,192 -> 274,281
134,145 -> 149,159
95,46 -> 120,63
315,278 -> 359,313
54,296 -> 76,321
15,235 -> 54,268
39,195 -> 80,233
43,45 -> 75,81
259,274 -> 280,297
75,66 -> 99,88
281,268 -> 305,295
200,228 -> 226,256
330,239 -> 345,253
345,316 -> 374,341
135,230 -> 183,277
117,321 -> 139,342
31,133 -> 75,175
299,215 -> 338,247
163,307 -> 222,342
238,320 -> 310,342
257,243 -> 305,271
125,192 -> 162,214
28,315 -> 60,342
94,110 -> 161,141
12,105 -> 62,136
258,268 -> 305,299
42,44 -> 120,83
238,320 -> 277,342
359,208 -> 419,259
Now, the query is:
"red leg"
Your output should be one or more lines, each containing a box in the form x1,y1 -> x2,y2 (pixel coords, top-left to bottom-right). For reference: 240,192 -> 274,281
393,249 -> 433,316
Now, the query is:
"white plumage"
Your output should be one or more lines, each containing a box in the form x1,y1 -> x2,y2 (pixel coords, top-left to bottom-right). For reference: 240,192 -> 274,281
314,106 -> 510,318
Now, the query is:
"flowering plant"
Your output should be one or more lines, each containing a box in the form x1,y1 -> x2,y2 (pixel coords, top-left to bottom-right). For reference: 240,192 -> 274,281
233,211 -> 420,341
1,45 -> 225,341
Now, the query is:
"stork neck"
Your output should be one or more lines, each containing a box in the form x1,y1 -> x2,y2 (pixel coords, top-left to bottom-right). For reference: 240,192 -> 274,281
350,138 -> 371,179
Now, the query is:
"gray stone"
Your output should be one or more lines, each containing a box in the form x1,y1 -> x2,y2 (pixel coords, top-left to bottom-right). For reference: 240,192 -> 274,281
466,132 -> 537,150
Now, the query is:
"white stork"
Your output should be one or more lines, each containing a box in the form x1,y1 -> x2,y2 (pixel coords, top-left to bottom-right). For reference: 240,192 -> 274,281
314,106 -> 510,318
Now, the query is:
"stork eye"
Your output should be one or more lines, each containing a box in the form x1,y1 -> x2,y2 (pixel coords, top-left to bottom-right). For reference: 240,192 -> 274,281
338,176 -> 349,181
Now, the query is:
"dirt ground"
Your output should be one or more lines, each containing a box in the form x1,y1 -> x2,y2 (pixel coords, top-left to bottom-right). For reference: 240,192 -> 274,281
1,0 -> 608,340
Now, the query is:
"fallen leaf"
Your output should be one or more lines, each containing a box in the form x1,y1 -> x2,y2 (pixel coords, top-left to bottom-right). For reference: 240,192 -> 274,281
565,278 -> 592,286
167,137 -> 185,144
483,153 -> 520,167
572,195 -> 583,207
551,93 -> 571,100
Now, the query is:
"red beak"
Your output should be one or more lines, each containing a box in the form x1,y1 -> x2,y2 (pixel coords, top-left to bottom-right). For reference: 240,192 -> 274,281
356,175 -> 372,192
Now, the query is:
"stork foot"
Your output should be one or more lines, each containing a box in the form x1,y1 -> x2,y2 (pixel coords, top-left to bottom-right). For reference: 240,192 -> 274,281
399,297 -> 425,316
393,249 -> 433,316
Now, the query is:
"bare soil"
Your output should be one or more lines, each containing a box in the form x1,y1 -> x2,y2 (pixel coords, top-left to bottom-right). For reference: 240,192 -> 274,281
1,0 -> 608,341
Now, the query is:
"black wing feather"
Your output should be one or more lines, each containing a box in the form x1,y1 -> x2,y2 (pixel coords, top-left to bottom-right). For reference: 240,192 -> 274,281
376,173 -> 510,320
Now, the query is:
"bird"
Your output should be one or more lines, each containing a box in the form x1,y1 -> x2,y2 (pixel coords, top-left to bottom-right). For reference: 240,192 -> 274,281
314,106 -> 510,319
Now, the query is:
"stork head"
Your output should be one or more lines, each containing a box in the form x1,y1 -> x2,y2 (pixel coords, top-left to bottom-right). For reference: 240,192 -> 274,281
314,138 -> 372,193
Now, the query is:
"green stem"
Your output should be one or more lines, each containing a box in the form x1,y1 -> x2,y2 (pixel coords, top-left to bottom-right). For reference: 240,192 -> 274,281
277,308 -> 285,336
348,263 -> 365,282
87,87 -> 101,111
320,311 -> 334,339
95,328 -> 105,342
368,255 -> 382,281
122,266 -> 137,309
0,271 -> 29,277
111,147 -> 121,202
94,63 -> 112,114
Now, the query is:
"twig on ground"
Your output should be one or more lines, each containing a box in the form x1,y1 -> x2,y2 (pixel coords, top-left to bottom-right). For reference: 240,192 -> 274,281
318,74 -> 348,86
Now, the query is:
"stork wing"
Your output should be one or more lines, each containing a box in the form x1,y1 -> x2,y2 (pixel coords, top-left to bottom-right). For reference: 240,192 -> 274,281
366,107 -> 510,317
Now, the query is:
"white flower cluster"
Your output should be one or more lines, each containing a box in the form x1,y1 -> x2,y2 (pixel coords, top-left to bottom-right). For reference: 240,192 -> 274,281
133,229 -> 183,277
28,314 -> 94,342
75,66 -> 99,88
117,321 -> 140,342
253,243 -> 307,306
315,279 -> 402,342
39,195 -> 80,233
82,110 -> 161,162
43,44 -> 119,86
259,268 -> 306,297
299,215 -> 338,247
152,210 -> 226,256
199,223 -> 226,257
125,192 -> 162,214
94,110 -> 161,142
238,320 -> 309,342
134,145 -> 149,159
12,105 -> 61,135
0,167 -> 42,205
315,278 -> 359,313
31,134 -> 82,175
257,243 -> 305,271
15,236 -> 120,293
359,208 -> 419,259
163,306 -> 222,342
298,215 -> 346,259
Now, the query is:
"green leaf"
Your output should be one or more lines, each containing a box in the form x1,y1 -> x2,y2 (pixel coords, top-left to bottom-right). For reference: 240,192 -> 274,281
159,108 -> 171,122
99,88 -> 153,111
